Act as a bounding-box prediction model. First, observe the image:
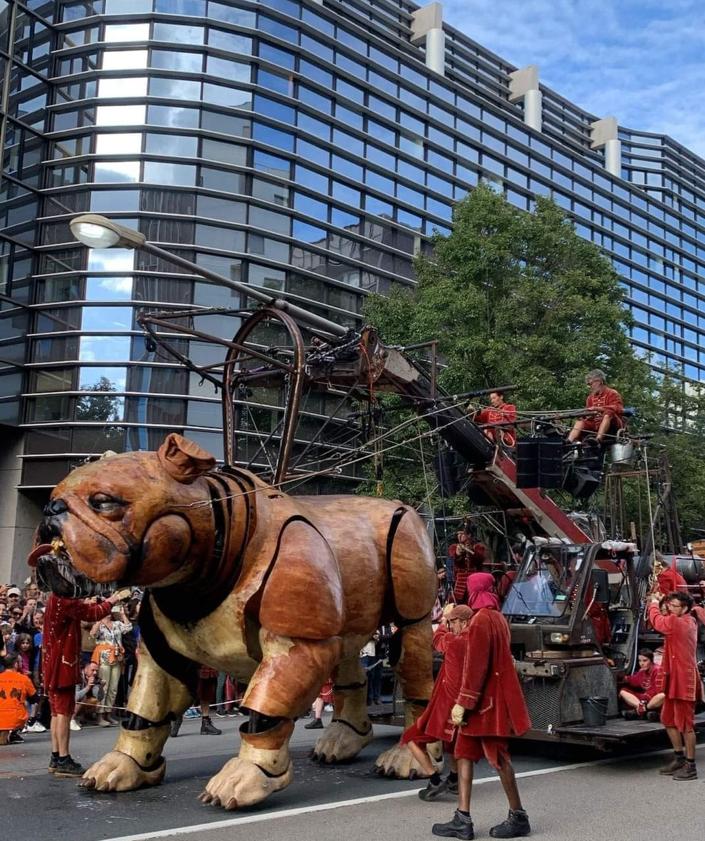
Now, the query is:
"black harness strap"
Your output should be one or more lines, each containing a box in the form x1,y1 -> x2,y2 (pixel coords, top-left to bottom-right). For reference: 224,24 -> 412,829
138,595 -> 198,697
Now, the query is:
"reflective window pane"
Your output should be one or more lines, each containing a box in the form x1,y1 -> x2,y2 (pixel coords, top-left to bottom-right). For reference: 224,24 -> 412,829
153,23 -> 204,44
98,77 -> 148,97
147,104 -> 199,127
94,160 -> 140,182
79,366 -> 127,392
95,133 -> 142,154
96,104 -> 146,125
151,50 -> 204,72
82,307 -> 133,331
79,335 -> 132,362
90,190 -> 140,211
104,24 -> 150,43
87,248 -> 134,272
85,276 -> 133,300
102,50 -> 148,70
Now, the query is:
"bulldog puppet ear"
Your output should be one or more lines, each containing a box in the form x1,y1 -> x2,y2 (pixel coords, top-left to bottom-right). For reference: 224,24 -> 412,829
157,433 -> 216,483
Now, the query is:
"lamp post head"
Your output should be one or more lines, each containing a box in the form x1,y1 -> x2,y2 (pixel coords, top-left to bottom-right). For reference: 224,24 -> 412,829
69,214 -> 146,250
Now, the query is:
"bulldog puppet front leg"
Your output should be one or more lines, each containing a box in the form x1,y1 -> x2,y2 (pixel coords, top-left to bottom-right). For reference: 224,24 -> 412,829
81,641 -> 192,791
200,630 -> 341,809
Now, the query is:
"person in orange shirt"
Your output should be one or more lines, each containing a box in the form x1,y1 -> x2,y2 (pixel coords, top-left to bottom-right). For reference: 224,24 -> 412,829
0,653 -> 39,742
568,369 -> 624,445
472,391 -> 517,448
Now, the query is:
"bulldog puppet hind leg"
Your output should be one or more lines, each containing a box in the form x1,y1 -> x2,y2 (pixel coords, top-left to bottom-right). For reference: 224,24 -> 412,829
311,653 -> 374,763
200,630 -> 341,809
373,618 -> 440,778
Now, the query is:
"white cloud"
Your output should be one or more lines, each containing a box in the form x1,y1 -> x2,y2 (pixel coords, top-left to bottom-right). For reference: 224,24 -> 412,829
443,0 -> 705,158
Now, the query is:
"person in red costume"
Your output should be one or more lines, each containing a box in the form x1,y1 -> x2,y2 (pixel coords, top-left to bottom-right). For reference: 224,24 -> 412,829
567,369 -> 624,445
647,591 -> 700,781
472,391 -> 517,448
432,580 -> 531,840
619,649 -> 665,720
453,531 -> 487,605
403,604 -> 472,801
44,589 -> 129,777
653,554 -> 687,596
465,571 -> 500,611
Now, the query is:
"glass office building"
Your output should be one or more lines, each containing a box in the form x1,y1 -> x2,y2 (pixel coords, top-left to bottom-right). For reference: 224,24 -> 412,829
2,0 -> 705,579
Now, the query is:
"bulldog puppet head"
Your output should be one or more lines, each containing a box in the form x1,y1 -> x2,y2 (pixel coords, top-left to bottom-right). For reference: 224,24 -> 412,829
30,434 -> 218,597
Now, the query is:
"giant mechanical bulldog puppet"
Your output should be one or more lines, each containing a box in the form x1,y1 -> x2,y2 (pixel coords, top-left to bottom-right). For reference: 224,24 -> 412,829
30,433 -> 437,809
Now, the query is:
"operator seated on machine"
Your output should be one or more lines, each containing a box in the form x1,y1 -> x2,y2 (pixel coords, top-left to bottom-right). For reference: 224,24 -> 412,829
619,649 -> 665,721
567,369 -> 624,446
469,390 -> 517,448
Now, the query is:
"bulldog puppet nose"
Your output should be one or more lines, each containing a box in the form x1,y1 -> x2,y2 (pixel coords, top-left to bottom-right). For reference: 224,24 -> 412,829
43,498 -> 68,516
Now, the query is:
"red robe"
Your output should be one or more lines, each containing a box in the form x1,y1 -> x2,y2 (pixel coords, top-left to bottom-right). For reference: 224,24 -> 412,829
453,543 -> 487,603
408,624 -> 468,743
583,387 -> 624,433
457,608 -> 531,737
475,403 -> 517,447
622,664 -> 663,701
657,568 -> 687,596
43,595 -> 114,690
647,603 -> 699,701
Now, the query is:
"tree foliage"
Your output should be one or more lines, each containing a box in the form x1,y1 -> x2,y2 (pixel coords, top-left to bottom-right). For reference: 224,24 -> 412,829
362,185 -> 705,539
365,184 -> 654,411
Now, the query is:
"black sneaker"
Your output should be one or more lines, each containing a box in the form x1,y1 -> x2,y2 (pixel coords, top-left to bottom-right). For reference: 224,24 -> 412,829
215,710 -> 228,718
200,716 -> 222,736
645,710 -> 661,723
659,755 -> 686,775
304,718 -> 324,729
432,811 -> 474,840
489,809 -> 531,838
54,756 -> 85,778
419,777 -> 448,801
8,730 -> 24,744
170,717 -> 182,738
446,776 -> 459,795
673,761 -> 697,781
48,755 -> 59,774
621,710 -> 639,721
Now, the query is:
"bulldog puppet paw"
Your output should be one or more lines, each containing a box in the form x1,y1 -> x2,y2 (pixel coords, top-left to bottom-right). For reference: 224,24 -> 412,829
199,757 -> 293,810
310,719 -> 373,763
81,751 -> 166,792
373,741 -> 442,779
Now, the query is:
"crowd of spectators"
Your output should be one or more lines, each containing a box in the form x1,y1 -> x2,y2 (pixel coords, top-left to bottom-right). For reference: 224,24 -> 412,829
0,579 -> 249,752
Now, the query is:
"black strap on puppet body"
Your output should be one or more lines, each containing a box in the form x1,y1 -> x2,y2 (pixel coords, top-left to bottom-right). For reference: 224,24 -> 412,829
137,594 -> 199,696
383,506 -> 431,629
122,711 -> 176,731
150,471 -> 250,624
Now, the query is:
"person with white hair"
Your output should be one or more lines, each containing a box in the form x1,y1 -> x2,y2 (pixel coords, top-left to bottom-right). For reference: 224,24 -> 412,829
567,369 -> 624,445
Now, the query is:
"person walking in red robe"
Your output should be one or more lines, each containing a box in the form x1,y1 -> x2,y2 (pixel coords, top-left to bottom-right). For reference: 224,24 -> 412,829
44,590 -> 128,777
402,604 -> 472,801
647,591 -> 700,781
432,579 -> 531,840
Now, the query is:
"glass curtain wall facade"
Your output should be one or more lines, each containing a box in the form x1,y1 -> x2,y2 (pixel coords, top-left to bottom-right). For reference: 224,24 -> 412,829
3,0 -> 705,577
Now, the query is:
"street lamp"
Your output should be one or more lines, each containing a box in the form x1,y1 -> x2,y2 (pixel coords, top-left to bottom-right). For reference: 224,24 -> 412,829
70,213 -> 145,250
68,213 -> 348,338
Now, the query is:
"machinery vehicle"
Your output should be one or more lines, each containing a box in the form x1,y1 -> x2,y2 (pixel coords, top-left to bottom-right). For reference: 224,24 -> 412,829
137,298 -> 704,748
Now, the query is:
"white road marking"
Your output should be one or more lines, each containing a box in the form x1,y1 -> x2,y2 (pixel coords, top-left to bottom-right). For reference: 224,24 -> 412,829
102,743 -> 704,841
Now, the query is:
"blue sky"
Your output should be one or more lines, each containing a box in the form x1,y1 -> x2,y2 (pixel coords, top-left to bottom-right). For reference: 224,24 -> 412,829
442,0 -> 705,158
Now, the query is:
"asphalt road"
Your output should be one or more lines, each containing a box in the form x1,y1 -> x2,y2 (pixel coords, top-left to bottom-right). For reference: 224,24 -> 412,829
3,714 -> 702,841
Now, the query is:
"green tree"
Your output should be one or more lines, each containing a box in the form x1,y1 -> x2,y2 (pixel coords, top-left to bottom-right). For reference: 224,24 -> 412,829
365,184 -> 654,412
75,376 -> 122,422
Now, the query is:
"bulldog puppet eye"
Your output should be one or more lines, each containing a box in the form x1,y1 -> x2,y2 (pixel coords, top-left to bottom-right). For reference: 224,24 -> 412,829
89,493 -> 126,513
